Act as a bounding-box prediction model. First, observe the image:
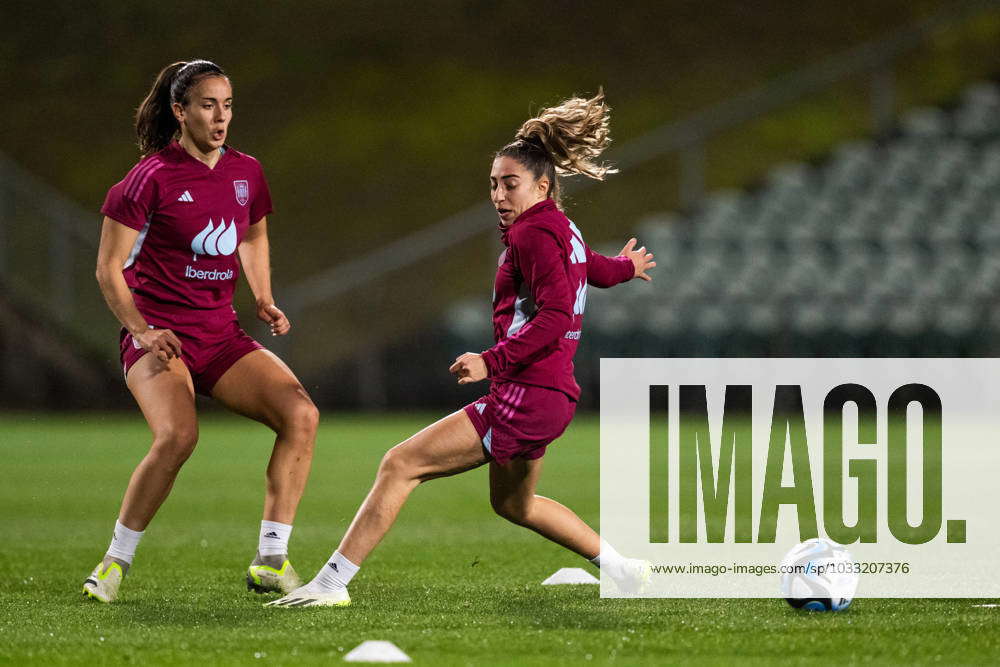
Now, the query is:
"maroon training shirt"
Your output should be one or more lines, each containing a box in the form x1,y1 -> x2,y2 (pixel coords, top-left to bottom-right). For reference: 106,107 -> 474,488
101,141 -> 272,312
480,199 -> 635,401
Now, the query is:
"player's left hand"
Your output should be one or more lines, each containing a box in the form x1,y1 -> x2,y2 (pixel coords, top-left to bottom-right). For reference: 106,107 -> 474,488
619,237 -> 656,281
257,301 -> 291,336
449,352 -> 488,384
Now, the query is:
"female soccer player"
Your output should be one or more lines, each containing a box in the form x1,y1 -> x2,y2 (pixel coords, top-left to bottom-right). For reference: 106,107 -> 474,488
84,60 -> 318,603
269,90 -> 656,607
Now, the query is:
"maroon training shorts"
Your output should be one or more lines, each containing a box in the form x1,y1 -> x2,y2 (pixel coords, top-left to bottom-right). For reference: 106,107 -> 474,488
463,381 -> 577,465
120,301 -> 262,396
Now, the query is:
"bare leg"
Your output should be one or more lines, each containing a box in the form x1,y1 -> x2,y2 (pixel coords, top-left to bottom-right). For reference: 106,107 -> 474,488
118,353 -> 199,531
337,410 -> 487,564
489,457 -> 600,559
84,356 -> 197,599
211,349 -> 319,525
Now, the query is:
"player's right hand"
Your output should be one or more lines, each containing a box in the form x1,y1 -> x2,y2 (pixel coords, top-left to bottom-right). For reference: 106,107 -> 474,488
133,328 -> 183,362
449,352 -> 488,385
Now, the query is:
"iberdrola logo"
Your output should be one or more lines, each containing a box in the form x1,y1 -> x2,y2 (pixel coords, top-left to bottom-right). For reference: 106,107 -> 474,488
191,219 -> 237,261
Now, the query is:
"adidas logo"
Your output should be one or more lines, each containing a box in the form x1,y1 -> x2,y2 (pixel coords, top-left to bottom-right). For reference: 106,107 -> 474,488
328,562 -> 339,572
263,531 -> 280,539
177,190 -> 194,202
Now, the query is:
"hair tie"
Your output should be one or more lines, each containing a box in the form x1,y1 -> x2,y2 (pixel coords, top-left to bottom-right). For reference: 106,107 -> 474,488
515,135 -> 547,155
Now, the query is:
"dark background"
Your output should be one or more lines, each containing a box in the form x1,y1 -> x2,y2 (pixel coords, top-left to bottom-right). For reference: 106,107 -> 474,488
2,1 -> 998,408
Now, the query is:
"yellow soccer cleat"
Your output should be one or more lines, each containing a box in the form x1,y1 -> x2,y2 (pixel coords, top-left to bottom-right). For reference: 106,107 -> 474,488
615,558 -> 652,596
265,585 -> 351,608
83,560 -> 125,603
246,556 -> 302,595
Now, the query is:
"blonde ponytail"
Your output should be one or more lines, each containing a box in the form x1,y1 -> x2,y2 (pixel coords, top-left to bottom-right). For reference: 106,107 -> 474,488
498,89 -> 616,208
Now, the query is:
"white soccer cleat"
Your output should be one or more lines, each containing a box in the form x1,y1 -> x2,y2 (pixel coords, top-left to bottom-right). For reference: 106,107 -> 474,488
613,558 -> 652,595
246,557 -> 302,595
265,585 -> 351,608
82,560 -> 125,603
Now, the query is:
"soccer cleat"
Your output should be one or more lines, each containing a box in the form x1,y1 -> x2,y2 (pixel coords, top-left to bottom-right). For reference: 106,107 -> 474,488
82,560 -> 125,603
614,558 -> 652,595
246,556 -> 302,594
265,585 -> 351,608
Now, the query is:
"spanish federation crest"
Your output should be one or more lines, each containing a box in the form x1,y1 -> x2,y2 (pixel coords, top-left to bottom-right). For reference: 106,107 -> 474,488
233,180 -> 249,206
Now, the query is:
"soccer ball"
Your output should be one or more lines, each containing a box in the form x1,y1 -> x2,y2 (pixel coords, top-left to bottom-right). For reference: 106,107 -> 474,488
779,538 -> 858,611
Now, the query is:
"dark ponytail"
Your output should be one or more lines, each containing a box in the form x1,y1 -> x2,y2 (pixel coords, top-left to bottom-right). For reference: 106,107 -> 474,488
134,59 -> 228,156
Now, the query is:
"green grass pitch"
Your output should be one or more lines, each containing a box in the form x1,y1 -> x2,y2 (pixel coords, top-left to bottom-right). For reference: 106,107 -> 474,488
2,412 -> 998,665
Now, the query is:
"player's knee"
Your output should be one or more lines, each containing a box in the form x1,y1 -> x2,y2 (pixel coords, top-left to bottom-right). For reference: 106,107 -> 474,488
491,496 -> 531,525
151,424 -> 198,468
275,390 -> 319,440
378,445 -> 414,481
287,397 -> 320,440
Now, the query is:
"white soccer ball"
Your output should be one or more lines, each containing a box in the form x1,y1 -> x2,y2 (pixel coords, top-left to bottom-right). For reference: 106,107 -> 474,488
779,538 -> 858,611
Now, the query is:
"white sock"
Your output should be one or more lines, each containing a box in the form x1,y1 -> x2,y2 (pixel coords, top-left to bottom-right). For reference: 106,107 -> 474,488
106,520 -> 144,565
258,520 -> 293,557
590,539 -> 628,580
307,550 -> 360,592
